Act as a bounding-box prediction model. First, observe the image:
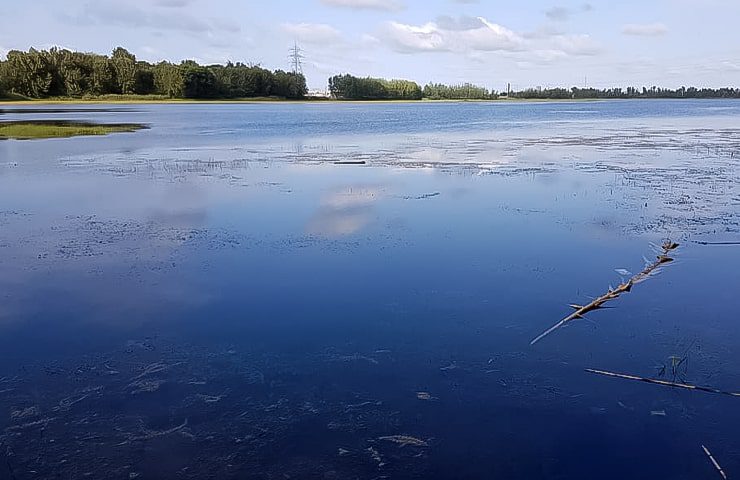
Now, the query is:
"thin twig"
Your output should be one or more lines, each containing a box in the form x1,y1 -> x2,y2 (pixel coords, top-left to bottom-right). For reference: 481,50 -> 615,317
585,368 -> 740,398
531,240 -> 679,345
702,445 -> 728,479
693,241 -> 740,246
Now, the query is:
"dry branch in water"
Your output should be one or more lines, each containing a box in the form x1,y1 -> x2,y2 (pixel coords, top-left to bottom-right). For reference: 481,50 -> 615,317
693,241 -> 740,246
530,240 -> 679,345
585,368 -> 740,398
702,445 -> 728,479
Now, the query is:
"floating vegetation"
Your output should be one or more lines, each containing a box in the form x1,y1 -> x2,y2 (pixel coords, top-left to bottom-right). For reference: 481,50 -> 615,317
530,240 -> 680,345
585,368 -> 740,398
655,339 -> 696,383
702,445 -> 729,480
0,336 -> 448,478
366,446 -> 385,467
128,379 -> 165,394
333,160 -> 367,165
117,419 -> 190,446
10,406 -> 38,420
439,362 -> 457,371
398,192 -> 441,200
378,435 -> 429,448
0,120 -> 146,140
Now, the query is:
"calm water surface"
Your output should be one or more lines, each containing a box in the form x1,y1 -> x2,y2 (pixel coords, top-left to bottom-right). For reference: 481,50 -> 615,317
0,100 -> 739,479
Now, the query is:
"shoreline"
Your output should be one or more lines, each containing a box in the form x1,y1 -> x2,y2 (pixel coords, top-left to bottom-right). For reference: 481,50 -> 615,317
0,97 -> 736,106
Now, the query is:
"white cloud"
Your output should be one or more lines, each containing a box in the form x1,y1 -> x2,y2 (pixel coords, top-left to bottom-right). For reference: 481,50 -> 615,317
282,23 -> 342,44
382,21 -> 449,52
382,17 -> 523,53
622,23 -> 668,36
379,16 -> 600,59
320,0 -> 404,11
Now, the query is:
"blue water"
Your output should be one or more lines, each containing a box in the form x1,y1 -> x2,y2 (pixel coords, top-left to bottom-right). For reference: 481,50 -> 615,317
0,100 -> 739,479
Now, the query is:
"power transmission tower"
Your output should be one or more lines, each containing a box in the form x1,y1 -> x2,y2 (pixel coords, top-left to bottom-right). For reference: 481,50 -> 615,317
289,42 -> 304,75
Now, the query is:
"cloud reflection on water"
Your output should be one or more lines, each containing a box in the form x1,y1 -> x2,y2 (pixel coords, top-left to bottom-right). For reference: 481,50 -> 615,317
306,185 -> 385,237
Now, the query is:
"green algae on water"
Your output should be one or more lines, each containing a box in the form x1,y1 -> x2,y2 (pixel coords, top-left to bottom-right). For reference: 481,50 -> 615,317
0,120 -> 146,140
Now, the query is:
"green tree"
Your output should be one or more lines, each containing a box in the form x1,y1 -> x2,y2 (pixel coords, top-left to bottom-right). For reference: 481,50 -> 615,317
111,47 -> 138,94
329,74 -> 421,100
153,62 -> 184,97
0,62 -> 7,97
271,70 -> 307,99
90,56 -> 115,95
181,61 -> 217,98
134,64 -> 155,95
3,49 -> 53,97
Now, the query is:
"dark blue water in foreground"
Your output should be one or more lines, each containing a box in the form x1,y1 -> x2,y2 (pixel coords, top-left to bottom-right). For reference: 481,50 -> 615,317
0,100 -> 739,479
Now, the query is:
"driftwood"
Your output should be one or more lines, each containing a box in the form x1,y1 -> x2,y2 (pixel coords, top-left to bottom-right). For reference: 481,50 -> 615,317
702,445 -> 728,479
694,241 -> 740,246
530,240 -> 679,345
585,368 -> 740,398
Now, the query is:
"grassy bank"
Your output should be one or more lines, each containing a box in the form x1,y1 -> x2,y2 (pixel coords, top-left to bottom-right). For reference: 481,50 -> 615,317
0,121 -> 146,140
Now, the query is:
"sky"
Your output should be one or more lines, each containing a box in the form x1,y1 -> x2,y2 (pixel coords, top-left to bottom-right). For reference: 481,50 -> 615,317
1,0 -> 739,91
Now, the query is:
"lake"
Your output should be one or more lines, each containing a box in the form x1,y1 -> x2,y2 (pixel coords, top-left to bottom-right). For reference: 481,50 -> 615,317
0,100 -> 739,479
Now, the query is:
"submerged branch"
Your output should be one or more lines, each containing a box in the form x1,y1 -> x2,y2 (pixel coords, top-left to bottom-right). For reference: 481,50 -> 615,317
585,368 -> 740,398
693,241 -> 740,246
530,240 -> 679,345
702,445 -> 729,479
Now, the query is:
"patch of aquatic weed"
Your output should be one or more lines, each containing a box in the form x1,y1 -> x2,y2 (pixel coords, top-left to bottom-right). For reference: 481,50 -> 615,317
0,337 -> 438,480
4,215 -> 365,282
5,332 -> 708,479
0,121 -> 147,140
0,211 -> 31,227
310,127 -> 740,170
269,234 -> 361,254
517,127 -> 740,157
570,154 -> 740,238
47,216 -> 249,260
0,215 -> 256,285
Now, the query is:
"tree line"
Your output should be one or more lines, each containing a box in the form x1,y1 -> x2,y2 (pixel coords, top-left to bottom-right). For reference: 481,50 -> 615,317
326,74 -> 740,101
328,74 -> 423,100
422,83 -> 495,100
508,86 -> 740,99
1,47 -> 738,101
0,47 -> 307,99
327,75 -> 496,100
